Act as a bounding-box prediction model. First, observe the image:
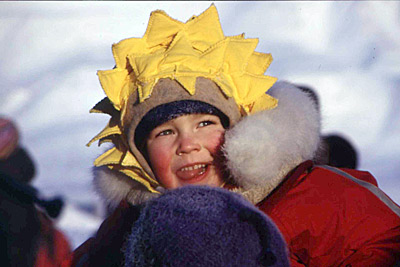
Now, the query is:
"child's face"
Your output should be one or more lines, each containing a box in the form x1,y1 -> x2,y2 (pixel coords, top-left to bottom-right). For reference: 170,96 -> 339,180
146,114 -> 226,189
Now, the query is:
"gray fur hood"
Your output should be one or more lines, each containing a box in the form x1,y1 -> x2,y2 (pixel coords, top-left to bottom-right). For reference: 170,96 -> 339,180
93,81 -> 321,208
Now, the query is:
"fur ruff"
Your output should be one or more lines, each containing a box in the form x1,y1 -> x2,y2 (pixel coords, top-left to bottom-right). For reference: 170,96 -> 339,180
93,81 -> 321,206
92,166 -> 160,210
223,81 -> 321,203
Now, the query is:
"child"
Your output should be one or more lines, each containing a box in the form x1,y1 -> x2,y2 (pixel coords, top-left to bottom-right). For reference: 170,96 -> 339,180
74,5 -> 400,266
0,118 -> 71,266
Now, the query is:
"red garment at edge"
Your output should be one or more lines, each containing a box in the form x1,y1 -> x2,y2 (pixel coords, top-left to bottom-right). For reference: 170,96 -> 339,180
34,212 -> 72,267
259,160 -> 400,266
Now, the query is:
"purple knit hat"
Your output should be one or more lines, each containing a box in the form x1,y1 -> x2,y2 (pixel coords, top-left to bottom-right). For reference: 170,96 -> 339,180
123,186 -> 290,266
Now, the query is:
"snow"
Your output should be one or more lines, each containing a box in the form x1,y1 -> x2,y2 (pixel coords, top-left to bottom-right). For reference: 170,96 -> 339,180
1,2 -> 399,249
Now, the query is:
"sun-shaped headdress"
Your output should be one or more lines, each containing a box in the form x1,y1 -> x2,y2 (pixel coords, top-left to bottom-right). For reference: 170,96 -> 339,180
88,4 -> 278,193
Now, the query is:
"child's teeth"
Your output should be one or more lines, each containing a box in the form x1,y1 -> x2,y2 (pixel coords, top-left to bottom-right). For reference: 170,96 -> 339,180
181,164 -> 206,172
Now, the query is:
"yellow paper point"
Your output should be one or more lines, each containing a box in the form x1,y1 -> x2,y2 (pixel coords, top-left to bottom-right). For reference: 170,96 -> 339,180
214,72 -> 235,98
144,10 -> 182,47
233,73 -> 277,105
120,148 -> 143,168
144,5 -> 224,52
112,38 -> 147,69
250,93 -> 278,114
87,121 -> 122,147
89,108 -> 106,114
175,76 -> 197,95
97,69 -> 130,110
116,167 -> 160,193
247,52 -> 273,75
94,147 -> 124,166
224,38 -> 258,73
185,4 -> 225,51
138,80 -> 156,102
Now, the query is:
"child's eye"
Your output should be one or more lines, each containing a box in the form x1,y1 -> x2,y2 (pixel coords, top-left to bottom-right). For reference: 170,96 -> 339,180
198,120 -> 215,128
156,129 -> 173,137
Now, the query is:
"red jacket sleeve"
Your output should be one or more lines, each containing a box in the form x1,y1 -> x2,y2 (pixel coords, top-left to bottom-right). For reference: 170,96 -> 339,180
338,226 -> 400,267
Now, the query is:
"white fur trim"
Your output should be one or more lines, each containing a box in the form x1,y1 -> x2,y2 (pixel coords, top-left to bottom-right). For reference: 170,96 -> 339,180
223,81 -> 320,196
93,166 -> 159,207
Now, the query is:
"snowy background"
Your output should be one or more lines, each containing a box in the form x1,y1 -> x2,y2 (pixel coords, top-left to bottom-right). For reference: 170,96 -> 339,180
1,2 -> 399,249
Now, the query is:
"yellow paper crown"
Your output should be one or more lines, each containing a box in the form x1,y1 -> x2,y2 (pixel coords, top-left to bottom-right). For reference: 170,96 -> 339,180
88,5 -> 278,193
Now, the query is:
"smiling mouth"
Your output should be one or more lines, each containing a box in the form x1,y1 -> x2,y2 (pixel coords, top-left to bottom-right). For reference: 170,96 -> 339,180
176,163 -> 208,181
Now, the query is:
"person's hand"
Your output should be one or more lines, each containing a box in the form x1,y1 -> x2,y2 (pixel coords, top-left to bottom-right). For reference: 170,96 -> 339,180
0,118 -> 19,159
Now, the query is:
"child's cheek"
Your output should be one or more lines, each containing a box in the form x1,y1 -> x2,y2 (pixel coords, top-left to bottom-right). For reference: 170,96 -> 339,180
205,130 -> 225,154
149,147 -> 173,182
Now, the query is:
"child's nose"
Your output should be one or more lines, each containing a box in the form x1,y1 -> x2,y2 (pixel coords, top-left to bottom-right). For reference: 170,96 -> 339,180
176,135 -> 201,156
